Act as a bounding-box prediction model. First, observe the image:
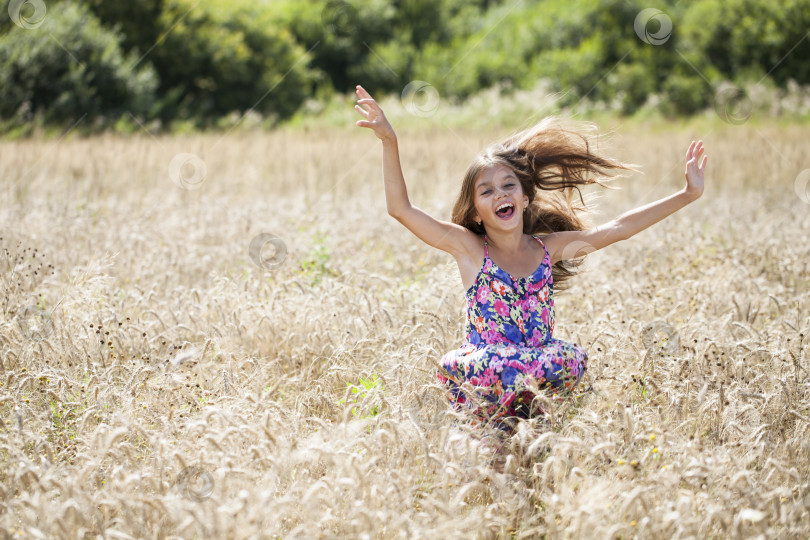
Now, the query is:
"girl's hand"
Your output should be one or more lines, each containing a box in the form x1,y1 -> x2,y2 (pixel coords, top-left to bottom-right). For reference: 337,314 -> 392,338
684,140 -> 707,199
355,85 -> 396,142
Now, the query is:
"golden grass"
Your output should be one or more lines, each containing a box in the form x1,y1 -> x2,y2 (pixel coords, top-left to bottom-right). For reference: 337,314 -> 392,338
0,119 -> 809,538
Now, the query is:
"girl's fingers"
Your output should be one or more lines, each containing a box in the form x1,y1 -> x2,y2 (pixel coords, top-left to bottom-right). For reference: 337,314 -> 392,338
356,120 -> 379,131
355,104 -> 369,118
357,98 -> 382,113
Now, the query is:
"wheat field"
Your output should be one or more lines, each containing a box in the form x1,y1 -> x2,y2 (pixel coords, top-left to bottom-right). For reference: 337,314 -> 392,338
0,118 -> 809,539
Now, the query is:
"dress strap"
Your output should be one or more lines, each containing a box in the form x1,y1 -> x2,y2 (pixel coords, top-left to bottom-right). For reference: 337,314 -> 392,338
483,235 -> 489,258
532,235 -> 549,260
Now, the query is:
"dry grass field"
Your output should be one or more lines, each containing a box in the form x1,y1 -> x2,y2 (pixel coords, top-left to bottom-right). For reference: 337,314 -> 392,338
1,117 -> 809,538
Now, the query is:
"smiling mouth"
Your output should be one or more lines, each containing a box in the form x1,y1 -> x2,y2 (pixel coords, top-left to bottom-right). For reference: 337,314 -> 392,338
495,202 -> 514,219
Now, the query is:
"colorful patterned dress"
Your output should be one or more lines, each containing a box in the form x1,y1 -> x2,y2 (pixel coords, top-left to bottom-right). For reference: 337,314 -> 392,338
437,234 -> 587,428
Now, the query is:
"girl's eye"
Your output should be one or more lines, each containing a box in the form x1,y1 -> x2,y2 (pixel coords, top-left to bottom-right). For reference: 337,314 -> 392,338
505,183 -> 515,188
482,190 -> 492,195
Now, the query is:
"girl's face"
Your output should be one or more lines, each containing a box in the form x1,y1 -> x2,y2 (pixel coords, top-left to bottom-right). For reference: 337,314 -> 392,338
472,164 -> 529,232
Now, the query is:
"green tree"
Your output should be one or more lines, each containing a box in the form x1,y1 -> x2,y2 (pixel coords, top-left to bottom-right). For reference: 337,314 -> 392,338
681,0 -> 810,86
0,1 -> 157,132
146,0 -> 314,125
84,0 -> 165,59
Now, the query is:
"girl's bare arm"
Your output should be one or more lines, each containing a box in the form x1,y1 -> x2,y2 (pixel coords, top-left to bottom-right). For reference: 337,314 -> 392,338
355,85 -> 477,259
543,140 -> 707,265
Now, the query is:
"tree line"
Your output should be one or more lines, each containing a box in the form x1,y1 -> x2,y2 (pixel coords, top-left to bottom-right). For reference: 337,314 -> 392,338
1,0 -> 808,134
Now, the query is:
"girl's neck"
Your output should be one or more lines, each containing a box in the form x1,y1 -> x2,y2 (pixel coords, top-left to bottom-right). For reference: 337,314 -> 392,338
485,229 -> 528,256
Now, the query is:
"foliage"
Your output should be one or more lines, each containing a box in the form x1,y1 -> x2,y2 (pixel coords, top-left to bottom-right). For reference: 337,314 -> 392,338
298,231 -> 336,286
681,0 -> 810,87
268,0 -> 398,94
339,374 -> 385,419
82,0 -> 165,58
0,1 -> 157,133
1,0 -> 810,132
150,0 -> 313,125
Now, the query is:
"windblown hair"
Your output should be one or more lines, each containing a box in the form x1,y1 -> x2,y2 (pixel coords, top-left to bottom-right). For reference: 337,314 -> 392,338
451,117 -> 635,290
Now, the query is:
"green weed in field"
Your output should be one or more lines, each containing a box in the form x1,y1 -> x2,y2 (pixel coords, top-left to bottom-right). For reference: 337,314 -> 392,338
298,232 -> 336,285
340,374 -> 385,420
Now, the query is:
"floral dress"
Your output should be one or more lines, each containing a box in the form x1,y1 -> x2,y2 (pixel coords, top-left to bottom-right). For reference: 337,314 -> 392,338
437,234 -> 587,428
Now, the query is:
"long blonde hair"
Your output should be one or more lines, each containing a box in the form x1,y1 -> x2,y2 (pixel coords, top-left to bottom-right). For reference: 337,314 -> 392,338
451,117 -> 634,290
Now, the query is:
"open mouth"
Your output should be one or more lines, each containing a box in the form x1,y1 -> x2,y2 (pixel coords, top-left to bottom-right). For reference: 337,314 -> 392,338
495,202 -> 514,220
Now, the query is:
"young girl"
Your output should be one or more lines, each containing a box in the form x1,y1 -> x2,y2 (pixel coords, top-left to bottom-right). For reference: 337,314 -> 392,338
354,84 -> 707,434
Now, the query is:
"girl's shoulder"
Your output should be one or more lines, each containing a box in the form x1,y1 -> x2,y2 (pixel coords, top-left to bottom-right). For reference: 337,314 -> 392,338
455,232 -> 488,291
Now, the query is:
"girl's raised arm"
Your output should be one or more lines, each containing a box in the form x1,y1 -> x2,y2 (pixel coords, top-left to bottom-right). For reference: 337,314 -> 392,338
543,140 -> 707,265
354,85 -> 477,259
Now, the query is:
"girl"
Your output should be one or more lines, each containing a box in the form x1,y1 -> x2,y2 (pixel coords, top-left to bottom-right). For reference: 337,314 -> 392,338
354,84 -> 707,434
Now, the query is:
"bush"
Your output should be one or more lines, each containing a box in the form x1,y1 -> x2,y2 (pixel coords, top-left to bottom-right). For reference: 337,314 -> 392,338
270,0 -> 400,95
146,0 -> 314,125
83,0 -> 165,59
681,0 -> 810,86
4,0 -> 810,132
661,72 -> 710,116
609,63 -> 658,115
0,1 -> 157,132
